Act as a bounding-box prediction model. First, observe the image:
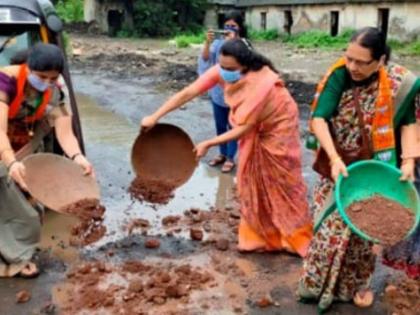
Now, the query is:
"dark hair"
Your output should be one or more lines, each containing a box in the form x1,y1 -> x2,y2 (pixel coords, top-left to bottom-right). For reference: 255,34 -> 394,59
10,50 -> 29,65
351,27 -> 391,63
27,43 -> 65,73
224,10 -> 248,39
220,39 -> 278,73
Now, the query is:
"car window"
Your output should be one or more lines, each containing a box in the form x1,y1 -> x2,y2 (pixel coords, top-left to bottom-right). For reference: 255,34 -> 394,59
0,31 -> 39,66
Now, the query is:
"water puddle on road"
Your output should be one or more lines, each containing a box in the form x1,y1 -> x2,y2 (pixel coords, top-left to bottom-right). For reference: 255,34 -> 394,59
39,92 -> 236,266
74,93 -> 235,245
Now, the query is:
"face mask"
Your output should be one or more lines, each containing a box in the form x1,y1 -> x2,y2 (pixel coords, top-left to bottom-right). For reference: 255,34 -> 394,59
220,67 -> 242,83
28,73 -> 50,92
224,25 -> 239,33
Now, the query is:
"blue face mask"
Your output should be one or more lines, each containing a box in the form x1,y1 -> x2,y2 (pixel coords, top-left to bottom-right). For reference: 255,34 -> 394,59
220,67 -> 242,83
28,73 -> 51,92
224,25 -> 239,33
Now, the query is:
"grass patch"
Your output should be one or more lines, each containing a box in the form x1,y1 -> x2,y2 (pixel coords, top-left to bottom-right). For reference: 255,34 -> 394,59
282,29 -> 354,50
173,32 -> 206,48
249,29 -> 279,41
389,39 -> 420,55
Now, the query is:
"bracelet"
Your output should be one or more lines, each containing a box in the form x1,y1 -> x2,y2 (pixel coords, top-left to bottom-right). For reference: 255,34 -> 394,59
7,160 -> 18,171
71,153 -> 82,160
329,156 -> 342,166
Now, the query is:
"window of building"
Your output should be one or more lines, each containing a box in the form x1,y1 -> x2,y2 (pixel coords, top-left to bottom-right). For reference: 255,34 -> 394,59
378,8 -> 390,39
261,12 -> 267,30
284,10 -> 293,34
218,13 -> 226,29
330,11 -> 339,37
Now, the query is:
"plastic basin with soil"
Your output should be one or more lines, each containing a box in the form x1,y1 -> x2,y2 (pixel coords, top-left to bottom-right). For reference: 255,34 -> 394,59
130,124 -> 197,204
346,195 -> 415,245
22,153 -> 100,213
335,160 -> 420,244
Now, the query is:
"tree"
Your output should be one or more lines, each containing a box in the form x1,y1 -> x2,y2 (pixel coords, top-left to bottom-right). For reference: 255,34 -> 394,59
132,0 -> 208,37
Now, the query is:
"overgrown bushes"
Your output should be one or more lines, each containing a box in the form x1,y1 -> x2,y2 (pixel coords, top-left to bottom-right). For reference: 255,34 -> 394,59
55,0 -> 84,23
132,0 -> 207,37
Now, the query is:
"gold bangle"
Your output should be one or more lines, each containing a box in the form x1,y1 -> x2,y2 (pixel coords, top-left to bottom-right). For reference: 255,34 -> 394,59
329,156 -> 342,166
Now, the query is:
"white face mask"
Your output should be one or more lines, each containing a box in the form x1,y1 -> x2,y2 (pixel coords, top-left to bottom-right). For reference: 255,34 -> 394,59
28,73 -> 51,92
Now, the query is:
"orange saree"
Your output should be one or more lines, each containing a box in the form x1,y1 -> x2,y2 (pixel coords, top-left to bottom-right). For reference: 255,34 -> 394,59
194,66 -> 313,257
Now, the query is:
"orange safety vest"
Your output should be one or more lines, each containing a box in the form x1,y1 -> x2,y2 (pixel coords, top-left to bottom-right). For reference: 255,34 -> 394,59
8,64 -> 52,123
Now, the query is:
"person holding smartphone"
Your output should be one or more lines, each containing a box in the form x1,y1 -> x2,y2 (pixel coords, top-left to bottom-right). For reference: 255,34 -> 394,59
198,10 -> 249,173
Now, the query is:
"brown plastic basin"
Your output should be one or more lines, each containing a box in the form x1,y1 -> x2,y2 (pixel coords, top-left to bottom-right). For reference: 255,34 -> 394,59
22,153 -> 100,213
131,123 -> 197,188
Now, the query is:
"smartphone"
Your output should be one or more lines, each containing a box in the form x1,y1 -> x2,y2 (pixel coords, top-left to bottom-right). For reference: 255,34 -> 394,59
213,30 -> 228,39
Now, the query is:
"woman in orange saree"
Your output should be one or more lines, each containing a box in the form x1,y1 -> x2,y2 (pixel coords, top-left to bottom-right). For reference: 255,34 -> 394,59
141,39 -> 313,257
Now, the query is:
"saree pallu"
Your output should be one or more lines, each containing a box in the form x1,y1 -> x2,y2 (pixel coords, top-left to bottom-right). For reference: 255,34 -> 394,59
225,66 -> 313,257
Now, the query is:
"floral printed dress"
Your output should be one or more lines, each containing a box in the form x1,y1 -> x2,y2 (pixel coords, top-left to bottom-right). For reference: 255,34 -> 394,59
297,64 -> 417,313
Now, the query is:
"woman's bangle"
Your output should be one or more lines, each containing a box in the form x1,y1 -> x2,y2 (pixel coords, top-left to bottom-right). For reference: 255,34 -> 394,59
329,155 -> 342,166
7,160 -> 18,171
71,153 -> 82,160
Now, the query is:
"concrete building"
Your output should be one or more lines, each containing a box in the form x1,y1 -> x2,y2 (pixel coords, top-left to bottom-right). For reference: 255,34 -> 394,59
204,0 -> 238,29
206,0 -> 420,40
84,0 -> 133,36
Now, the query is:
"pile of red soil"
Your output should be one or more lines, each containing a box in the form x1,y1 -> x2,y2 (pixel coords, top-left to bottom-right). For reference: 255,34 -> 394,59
60,199 -> 106,246
15,290 -> 31,304
347,195 -> 415,245
160,207 -> 239,250
384,279 -> 420,315
60,260 -> 215,314
129,177 -> 176,204
125,218 -> 150,235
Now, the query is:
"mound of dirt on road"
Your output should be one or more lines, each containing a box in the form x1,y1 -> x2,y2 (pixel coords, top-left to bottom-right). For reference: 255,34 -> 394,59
384,278 -> 420,315
60,261 -> 215,314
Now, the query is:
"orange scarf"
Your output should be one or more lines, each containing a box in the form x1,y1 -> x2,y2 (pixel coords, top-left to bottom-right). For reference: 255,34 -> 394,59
8,64 -> 52,123
310,57 -> 395,158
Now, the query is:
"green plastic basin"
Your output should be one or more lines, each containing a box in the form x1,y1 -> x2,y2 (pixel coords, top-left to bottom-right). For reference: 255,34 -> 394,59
335,160 -> 420,243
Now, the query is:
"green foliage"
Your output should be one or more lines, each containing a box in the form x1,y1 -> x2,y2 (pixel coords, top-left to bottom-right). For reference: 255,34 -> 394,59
282,29 -> 355,50
55,0 -> 84,23
407,41 -> 420,55
116,27 -> 139,39
174,31 -> 205,48
249,29 -> 279,41
389,39 -> 420,55
132,0 -> 208,37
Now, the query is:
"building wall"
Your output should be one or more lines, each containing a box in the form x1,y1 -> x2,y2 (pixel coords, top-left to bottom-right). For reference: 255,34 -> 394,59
242,2 -> 420,40
84,0 -> 133,34
84,0 -> 96,22
204,5 -> 238,29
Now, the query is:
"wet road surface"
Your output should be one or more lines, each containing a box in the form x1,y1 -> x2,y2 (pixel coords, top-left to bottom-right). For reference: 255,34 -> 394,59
0,70 -> 403,315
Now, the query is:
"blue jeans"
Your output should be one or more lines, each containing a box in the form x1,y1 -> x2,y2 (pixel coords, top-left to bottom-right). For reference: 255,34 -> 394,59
211,101 -> 237,160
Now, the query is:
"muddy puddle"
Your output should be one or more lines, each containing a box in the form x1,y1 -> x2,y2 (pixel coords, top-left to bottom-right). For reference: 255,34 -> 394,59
73,93 -> 238,245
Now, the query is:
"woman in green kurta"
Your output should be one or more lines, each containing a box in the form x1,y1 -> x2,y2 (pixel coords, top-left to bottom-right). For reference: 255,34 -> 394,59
298,27 -> 420,313
0,44 -> 94,278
